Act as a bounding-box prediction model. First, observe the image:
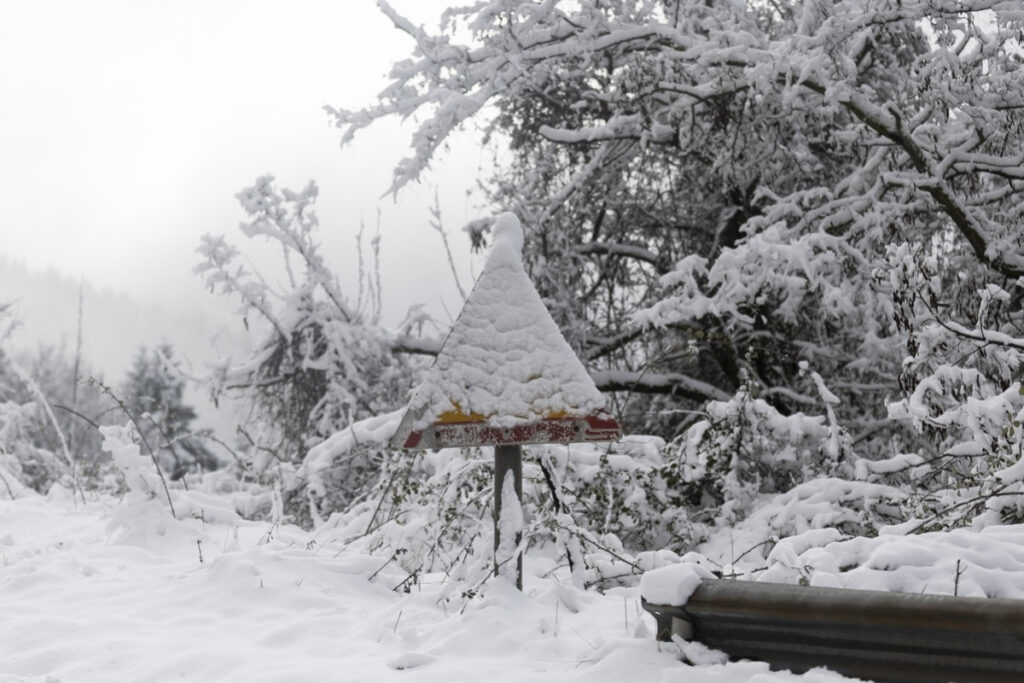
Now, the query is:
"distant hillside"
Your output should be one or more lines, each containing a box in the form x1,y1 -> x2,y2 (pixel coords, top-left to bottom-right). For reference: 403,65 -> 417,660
0,257 -> 250,434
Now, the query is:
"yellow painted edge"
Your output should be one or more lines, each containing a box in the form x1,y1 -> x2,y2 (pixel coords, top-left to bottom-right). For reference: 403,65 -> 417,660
436,403 -> 571,424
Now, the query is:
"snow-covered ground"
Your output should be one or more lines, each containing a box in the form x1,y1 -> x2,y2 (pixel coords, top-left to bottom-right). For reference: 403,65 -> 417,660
0,489 -> 864,683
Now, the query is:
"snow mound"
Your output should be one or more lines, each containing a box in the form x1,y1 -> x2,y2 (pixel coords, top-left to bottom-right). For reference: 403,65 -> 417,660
758,525 -> 1024,599
393,212 -> 606,439
640,563 -> 714,605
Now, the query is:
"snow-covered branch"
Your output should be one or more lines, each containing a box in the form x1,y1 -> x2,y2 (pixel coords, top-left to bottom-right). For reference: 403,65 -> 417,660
576,241 -> 666,273
591,370 -> 730,402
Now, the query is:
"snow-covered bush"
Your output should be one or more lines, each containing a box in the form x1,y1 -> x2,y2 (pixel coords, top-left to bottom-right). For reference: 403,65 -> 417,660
305,413 -> 639,588
888,241 -> 1024,521
100,423 -> 173,504
0,308 -> 100,496
669,383 -> 848,523
196,176 -> 431,524
99,421 -> 265,531
0,399 -> 60,496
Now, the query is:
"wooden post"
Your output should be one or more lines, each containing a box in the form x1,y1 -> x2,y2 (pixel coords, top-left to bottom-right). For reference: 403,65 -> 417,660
493,444 -> 523,589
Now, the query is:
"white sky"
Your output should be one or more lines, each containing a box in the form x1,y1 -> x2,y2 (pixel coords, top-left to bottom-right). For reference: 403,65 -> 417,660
0,0 -> 483,328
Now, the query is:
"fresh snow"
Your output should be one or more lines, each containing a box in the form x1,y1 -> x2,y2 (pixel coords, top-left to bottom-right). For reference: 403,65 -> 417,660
756,524 -> 1024,598
1,488 -> 875,683
640,563 -> 714,605
393,213 -> 606,438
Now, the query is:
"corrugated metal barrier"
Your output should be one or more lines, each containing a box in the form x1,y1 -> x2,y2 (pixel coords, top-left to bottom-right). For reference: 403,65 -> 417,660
642,579 -> 1024,683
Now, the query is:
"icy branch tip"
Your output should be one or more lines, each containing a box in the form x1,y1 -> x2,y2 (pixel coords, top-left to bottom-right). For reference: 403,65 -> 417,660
490,212 -> 524,261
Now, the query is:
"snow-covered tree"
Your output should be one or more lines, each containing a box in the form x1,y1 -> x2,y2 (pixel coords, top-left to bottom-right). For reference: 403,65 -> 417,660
120,344 -> 217,480
332,1 -> 1024,530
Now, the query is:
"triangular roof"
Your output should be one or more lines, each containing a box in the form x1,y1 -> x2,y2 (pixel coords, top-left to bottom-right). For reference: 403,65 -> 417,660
391,213 -> 617,449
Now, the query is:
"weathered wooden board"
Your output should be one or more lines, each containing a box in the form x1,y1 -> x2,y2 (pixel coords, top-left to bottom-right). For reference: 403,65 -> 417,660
400,413 -> 621,449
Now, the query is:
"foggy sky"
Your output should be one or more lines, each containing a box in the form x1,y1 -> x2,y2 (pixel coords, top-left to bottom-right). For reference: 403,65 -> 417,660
0,0 -> 481,330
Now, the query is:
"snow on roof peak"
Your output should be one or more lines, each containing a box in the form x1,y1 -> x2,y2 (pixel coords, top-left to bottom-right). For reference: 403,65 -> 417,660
391,212 -> 608,443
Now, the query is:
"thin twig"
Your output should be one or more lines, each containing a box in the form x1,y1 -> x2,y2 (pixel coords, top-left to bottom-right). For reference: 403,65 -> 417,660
0,467 -> 17,499
429,188 -> 468,301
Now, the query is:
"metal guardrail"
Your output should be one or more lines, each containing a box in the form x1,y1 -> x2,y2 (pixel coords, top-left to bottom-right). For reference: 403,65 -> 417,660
642,579 -> 1024,683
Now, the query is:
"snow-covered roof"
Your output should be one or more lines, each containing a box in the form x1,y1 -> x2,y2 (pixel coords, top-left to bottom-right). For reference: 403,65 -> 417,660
391,213 -> 613,448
